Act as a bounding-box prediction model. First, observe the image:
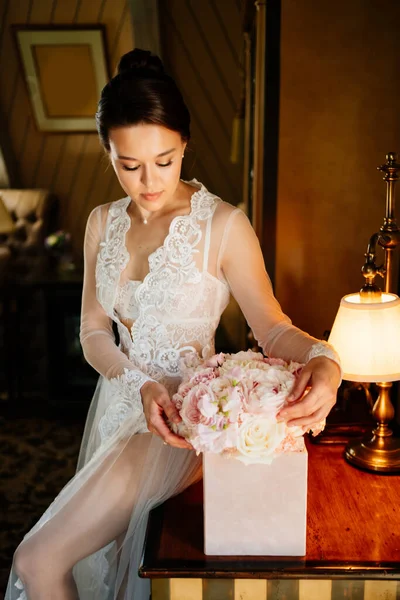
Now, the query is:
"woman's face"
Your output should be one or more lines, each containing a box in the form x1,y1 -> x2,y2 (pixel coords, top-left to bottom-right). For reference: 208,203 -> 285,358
108,123 -> 187,215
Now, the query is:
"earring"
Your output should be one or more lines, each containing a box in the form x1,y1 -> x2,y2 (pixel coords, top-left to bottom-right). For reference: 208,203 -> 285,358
182,154 -> 184,158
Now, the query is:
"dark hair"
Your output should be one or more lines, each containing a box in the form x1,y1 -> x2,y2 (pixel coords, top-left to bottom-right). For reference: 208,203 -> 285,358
96,48 -> 191,151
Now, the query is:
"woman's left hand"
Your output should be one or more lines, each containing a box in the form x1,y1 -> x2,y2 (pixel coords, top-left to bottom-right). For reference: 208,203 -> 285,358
276,357 -> 341,429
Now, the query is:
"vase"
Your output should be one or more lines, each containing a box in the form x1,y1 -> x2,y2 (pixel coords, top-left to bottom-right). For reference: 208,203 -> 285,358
203,446 -> 308,556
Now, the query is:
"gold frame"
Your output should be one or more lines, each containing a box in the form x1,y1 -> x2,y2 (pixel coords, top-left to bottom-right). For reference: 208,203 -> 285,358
14,25 -> 109,133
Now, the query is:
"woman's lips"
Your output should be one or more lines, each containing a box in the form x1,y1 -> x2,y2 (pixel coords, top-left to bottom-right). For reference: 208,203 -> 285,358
141,191 -> 163,201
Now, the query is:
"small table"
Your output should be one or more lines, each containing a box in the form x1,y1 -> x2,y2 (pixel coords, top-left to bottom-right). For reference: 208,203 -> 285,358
140,441 -> 400,599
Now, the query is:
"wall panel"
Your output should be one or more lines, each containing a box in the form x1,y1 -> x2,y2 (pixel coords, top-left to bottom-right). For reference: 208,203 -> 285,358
276,0 -> 400,337
0,1 -> 31,119
51,0 -> 80,23
29,0 -> 54,22
75,0 -> 105,23
0,0 -> 243,252
160,0 -> 244,206
28,0 -> 83,219
0,0 -> 132,253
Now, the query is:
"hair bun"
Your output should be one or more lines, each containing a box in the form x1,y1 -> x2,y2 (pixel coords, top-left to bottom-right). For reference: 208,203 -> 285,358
117,48 -> 165,78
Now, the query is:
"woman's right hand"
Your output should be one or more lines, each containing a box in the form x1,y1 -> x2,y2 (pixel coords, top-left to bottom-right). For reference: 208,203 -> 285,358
141,381 -> 193,449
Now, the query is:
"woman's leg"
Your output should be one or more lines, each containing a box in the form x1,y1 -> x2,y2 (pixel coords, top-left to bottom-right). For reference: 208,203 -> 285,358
13,432 -> 153,600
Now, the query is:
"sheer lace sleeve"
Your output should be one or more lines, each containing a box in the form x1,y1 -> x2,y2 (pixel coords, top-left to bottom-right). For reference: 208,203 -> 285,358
218,208 -> 341,371
80,206 -> 154,390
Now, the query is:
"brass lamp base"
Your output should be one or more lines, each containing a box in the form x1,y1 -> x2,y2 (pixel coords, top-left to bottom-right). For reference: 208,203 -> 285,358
345,433 -> 400,472
345,381 -> 400,473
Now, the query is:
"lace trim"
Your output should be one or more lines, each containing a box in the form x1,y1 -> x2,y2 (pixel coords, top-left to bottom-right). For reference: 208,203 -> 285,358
134,181 -> 215,312
96,180 -> 208,318
95,196 -> 134,355
96,197 -> 131,317
95,180 -> 222,381
128,317 -> 217,380
129,186 -> 219,378
81,541 -> 114,599
14,578 -> 27,600
98,369 -> 152,442
115,280 -> 141,321
307,342 -> 343,385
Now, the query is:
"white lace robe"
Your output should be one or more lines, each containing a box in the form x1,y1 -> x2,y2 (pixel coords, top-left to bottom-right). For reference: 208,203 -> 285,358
6,179 -> 339,600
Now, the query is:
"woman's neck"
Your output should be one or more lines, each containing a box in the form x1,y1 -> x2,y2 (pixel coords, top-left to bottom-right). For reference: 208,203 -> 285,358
130,179 -> 197,225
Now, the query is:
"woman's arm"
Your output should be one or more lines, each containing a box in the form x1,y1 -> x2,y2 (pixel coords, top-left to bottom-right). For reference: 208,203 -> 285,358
80,205 -> 151,382
80,206 -> 189,447
218,208 -> 339,365
218,208 -> 341,428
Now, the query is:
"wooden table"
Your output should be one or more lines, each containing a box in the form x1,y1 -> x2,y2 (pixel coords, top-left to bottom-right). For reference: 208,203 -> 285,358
140,441 -> 400,600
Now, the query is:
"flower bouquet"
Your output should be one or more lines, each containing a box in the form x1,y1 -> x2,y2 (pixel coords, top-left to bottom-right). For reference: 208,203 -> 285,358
172,350 -> 318,556
172,350 -> 324,465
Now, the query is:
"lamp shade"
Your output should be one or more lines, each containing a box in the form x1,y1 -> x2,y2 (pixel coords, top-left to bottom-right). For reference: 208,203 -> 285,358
0,195 -> 14,234
328,293 -> 400,382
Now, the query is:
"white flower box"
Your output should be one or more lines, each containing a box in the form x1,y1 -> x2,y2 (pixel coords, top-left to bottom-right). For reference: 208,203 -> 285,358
203,447 -> 308,556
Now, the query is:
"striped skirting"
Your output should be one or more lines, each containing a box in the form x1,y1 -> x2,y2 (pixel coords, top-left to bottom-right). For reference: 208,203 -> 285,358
152,579 -> 400,600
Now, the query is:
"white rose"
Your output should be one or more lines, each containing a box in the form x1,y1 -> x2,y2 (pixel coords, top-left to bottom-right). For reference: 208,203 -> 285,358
236,415 -> 286,465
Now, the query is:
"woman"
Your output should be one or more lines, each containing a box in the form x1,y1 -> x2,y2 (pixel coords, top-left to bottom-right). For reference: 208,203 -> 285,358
6,48 -> 341,600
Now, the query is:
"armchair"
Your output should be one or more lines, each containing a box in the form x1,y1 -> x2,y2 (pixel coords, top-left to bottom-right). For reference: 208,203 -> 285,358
0,189 -> 56,277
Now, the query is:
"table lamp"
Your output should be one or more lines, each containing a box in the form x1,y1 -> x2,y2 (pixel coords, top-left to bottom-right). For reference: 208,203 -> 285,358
328,152 -> 400,472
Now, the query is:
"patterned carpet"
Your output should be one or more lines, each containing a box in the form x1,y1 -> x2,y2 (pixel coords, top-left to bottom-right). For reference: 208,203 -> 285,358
0,414 -> 85,596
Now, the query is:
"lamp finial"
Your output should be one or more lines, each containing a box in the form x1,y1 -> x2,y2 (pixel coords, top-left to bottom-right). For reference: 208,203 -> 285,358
377,152 -> 400,183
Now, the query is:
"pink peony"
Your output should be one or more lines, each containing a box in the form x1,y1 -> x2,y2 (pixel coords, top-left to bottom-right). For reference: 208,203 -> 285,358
180,388 -> 202,426
181,351 -> 202,369
228,350 -> 264,362
173,350 -> 315,464
189,368 -> 217,386
220,385 -> 243,423
173,395 -> 183,410
264,357 -> 286,367
190,422 -> 239,454
204,352 -> 225,368
198,393 -> 219,419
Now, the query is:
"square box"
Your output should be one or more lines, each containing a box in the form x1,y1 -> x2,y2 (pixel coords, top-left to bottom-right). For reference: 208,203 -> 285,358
203,449 -> 308,556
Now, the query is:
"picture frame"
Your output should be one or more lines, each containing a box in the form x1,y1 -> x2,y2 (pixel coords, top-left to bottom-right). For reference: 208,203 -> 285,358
14,25 -> 109,133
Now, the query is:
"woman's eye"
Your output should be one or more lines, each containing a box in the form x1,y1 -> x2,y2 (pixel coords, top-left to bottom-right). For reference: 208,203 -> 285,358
122,160 -> 172,172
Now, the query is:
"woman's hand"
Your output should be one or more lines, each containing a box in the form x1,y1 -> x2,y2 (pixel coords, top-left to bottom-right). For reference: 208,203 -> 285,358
141,381 -> 192,449
276,357 -> 340,429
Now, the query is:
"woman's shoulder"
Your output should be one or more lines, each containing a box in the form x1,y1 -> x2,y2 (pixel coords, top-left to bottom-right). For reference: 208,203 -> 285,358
204,196 -> 252,248
86,196 -> 129,235
91,195 -> 129,216
213,197 -> 248,227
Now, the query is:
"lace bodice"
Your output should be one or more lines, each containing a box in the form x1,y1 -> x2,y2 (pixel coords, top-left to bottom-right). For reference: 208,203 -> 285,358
94,180 -> 230,385
79,178 -> 340,391
115,280 -> 142,322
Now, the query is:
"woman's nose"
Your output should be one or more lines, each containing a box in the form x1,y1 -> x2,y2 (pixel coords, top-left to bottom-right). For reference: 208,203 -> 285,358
141,166 -> 155,190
